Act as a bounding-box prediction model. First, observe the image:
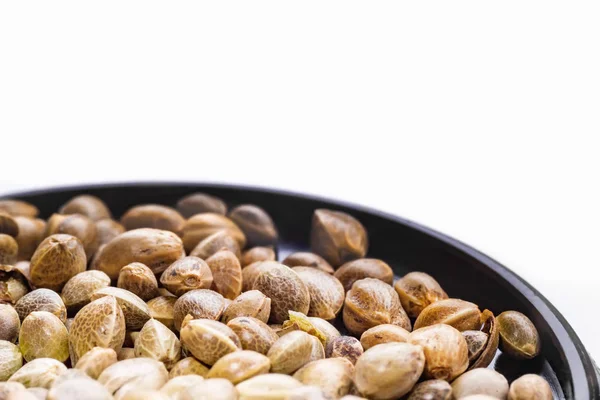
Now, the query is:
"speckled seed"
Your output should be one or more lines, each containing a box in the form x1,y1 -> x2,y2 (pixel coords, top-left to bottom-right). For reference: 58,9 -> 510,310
334,259 -> 394,291
176,193 -> 228,218
208,350 -> 271,384
45,214 -> 99,259
74,347 -> 118,379
19,311 -> 68,362
147,296 -> 177,331
120,204 -> 185,235
354,342 -> 425,400
98,358 -> 169,400
343,278 -> 411,336
14,217 -> 46,261
180,318 -> 241,366
181,213 -> 246,253
497,311 -> 541,359
0,213 -> 19,237
91,286 -> 151,330
169,357 -> 210,379
0,234 -> 19,265
451,368 -> 509,399
241,247 -> 276,267
235,373 -> 303,400
160,375 -> 205,398
282,252 -> 335,274
508,374 -> 553,400
8,358 -> 67,389
408,324 -> 469,381
0,341 -> 23,381
0,200 -> 39,218
0,304 -> 20,343
241,261 -> 274,292
182,378 -> 237,400
68,296 -> 126,365
414,299 -> 482,332
267,331 -> 319,374
118,263 -> 159,301
160,257 -> 213,297
310,209 -> 368,267
92,228 -> 185,279
190,230 -> 242,261
173,289 -> 226,331
15,289 -> 67,323
29,234 -> 87,291
222,290 -> 272,324
325,336 -> 363,364
59,195 -> 111,221
95,219 -> 126,246
206,250 -> 243,300
227,317 -> 279,355
394,272 -> 448,318
293,358 -> 354,399
360,324 -> 410,350
406,379 -> 453,400
47,374 -> 113,400
292,267 -> 344,320
117,348 -> 136,361
61,270 -> 111,311
252,262 -> 310,324
134,319 -> 181,369
228,204 -> 278,248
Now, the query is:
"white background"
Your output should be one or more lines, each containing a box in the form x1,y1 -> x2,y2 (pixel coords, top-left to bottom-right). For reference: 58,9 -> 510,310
1,2 -> 599,360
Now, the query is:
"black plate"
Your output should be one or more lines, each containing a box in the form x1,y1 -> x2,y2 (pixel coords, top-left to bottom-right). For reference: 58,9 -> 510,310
2,182 -> 598,399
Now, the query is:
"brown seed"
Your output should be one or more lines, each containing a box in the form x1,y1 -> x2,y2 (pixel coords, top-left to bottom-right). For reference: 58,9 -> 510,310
98,358 -> 169,399
252,262 -> 310,324
227,316 -> 279,355
95,219 -> 126,246
282,252 -> 335,274
208,350 -> 271,384
394,272 -> 448,318
408,324 -> 469,381
206,250 -> 243,300
45,214 -> 98,259
222,290 -> 272,324
508,374 -> 553,400
268,331 -> 320,375
134,319 -> 181,369
414,298 -> 482,332
0,265 -> 29,304
118,262 -> 159,301
169,357 -> 210,378
292,267 -> 344,320
176,193 -> 228,217
160,257 -> 212,297
91,287 -> 151,330
343,278 -> 411,336
0,234 -> 19,265
59,195 -> 111,221
147,296 -> 177,331
0,304 -> 20,343
0,200 -> 38,218
468,310 -> 500,371
241,247 -> 276,267
228,204 -> 278,248
68,296 -> 126,365
8,358 -> 66,389
406,379 -> 453,400
354,342 -> 425,399
326,336 -> 363,364
13,217 -> 46,261
293,357 -> 354,399
180,318 -> 242,366
61,270 -> 111,312
120,204 -> 185,235
74,347 -> 118,379
360,324 -> 410,351
0,341 -> 23,381
310,209 -> 368,267
334,259 -> 393,292
29,234 -> 87,291
181,213 -> 246,253
497,311 -> 541,359
241,261 -> 274,292
173,289 -> 226,331
92,228 -> 185,279
19,311 -> 69,362
0,213 -> 19,237
15,289 -> 67,323
190,231 -> 242,260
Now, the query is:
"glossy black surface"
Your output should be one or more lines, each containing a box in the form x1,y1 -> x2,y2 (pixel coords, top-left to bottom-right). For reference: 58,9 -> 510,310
2,182 -> 598,399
